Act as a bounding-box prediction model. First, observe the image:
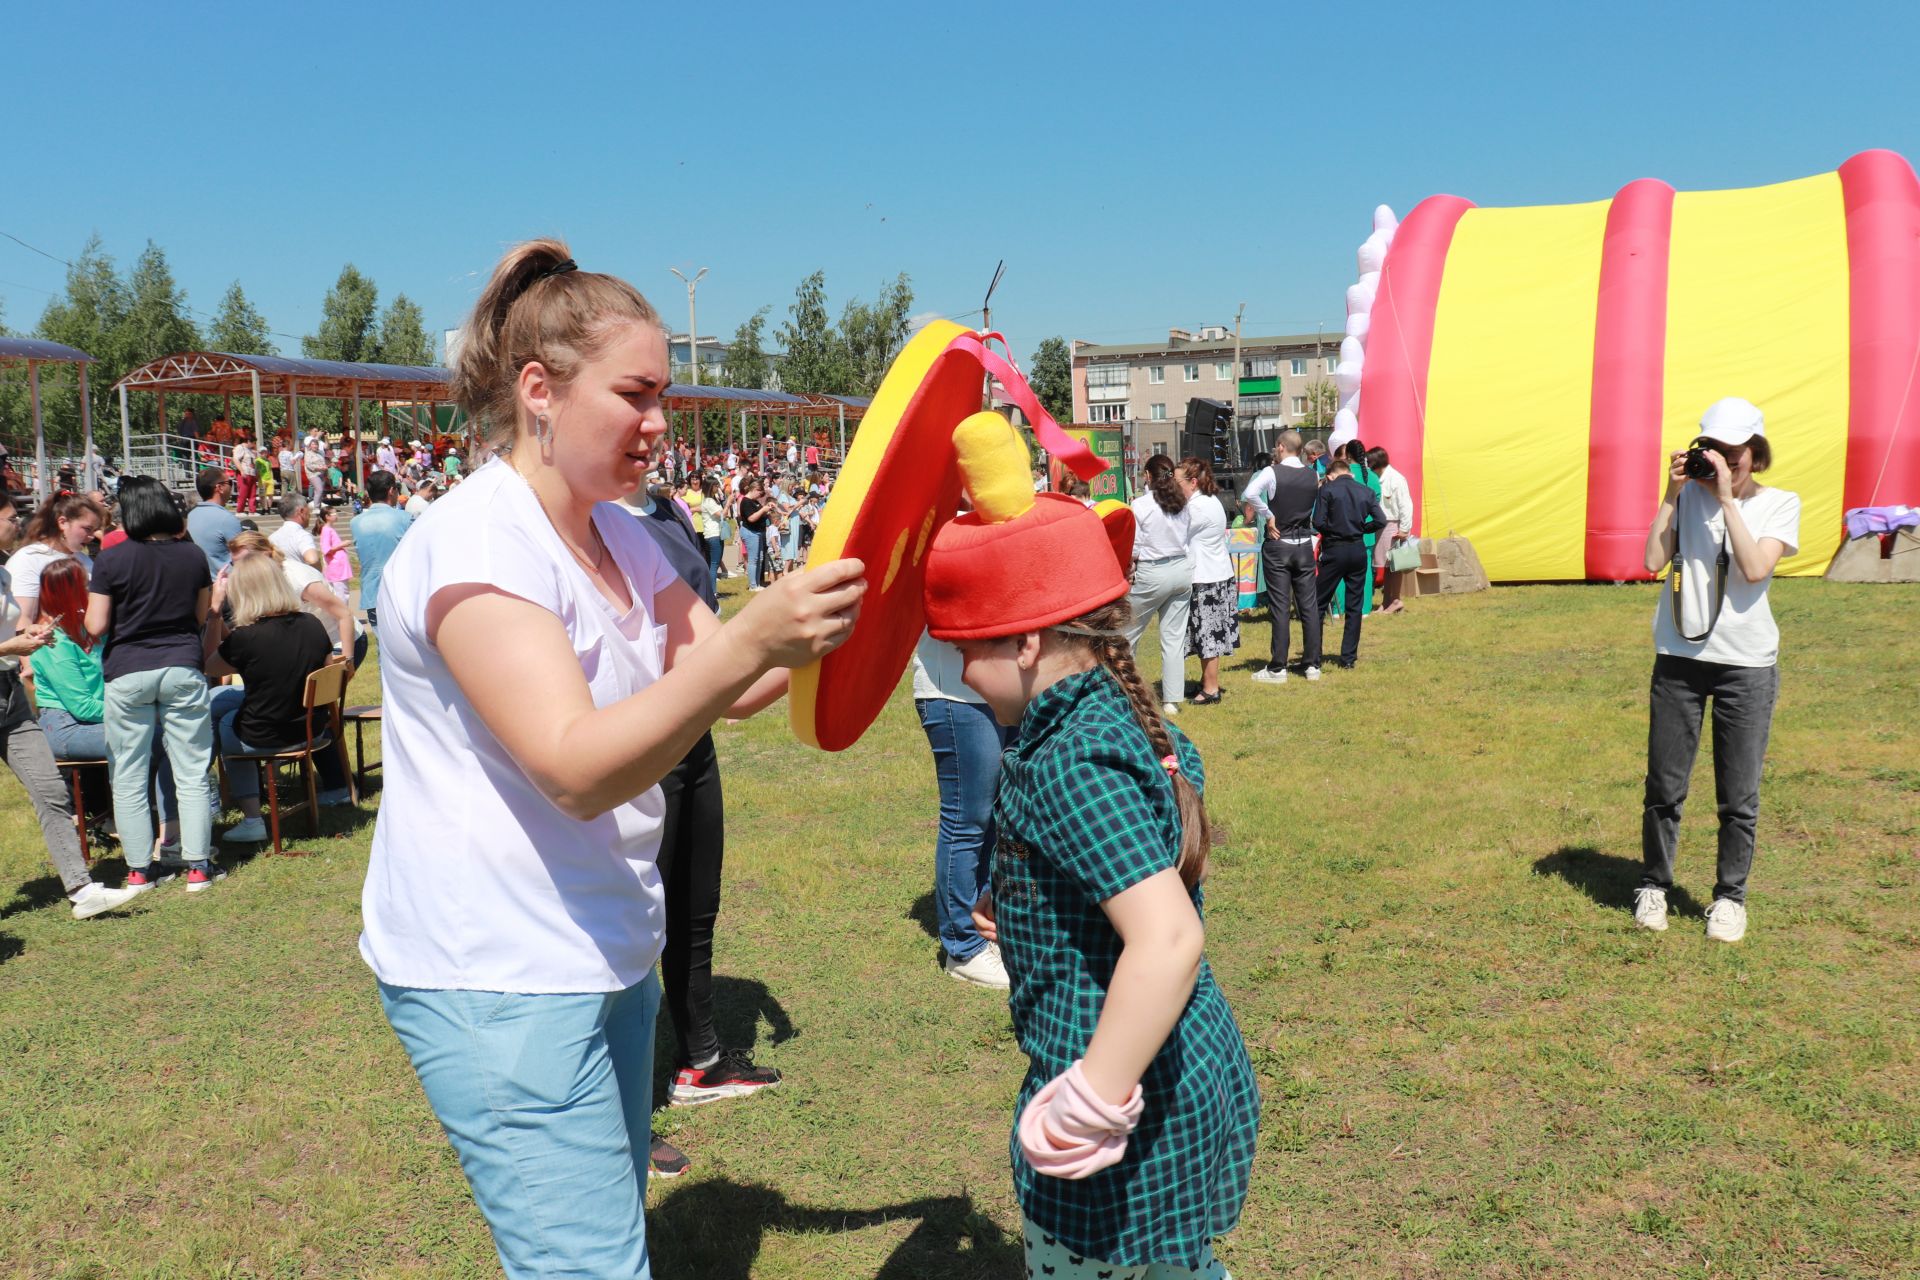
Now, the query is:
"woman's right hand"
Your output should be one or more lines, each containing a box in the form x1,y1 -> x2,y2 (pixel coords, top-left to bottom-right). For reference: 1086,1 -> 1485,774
730,557 -> 867,669
0,621 -> 54,658
1665,450 -> 1689,498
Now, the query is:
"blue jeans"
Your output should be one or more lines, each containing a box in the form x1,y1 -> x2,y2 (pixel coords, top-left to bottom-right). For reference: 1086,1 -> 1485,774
104,666 -> 213,866
742,526 -> 765,585
210,684 -> 346,799
916,697 -> 1011,962
379,973 -> 660,1279
704,535 -> 724,583
38,706 -> 180,824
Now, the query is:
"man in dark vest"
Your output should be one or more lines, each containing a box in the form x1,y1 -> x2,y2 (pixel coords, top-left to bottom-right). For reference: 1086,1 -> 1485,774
1245,429 -> 1324,684
1313,451 -> 1388,669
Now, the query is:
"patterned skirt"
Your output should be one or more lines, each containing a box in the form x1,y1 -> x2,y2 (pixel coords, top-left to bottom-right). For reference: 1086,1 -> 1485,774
1186,578 -> 1240,659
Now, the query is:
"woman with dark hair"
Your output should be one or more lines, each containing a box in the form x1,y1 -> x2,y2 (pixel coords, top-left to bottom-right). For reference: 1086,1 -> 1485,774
1124,453 -> 1195,716
1176,457 -> 1236,704
0,492 -> 143,918
697,476 -> 727,583
738,476 -> 772,590
85,475 -> 220,893
1331,440 -> 1382,619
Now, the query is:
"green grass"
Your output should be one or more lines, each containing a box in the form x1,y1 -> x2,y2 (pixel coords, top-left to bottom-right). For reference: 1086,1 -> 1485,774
1,578 -> 1915,1278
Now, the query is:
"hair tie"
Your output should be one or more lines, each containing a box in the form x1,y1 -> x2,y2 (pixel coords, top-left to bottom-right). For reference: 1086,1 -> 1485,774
1160,754 -> 1180,774
534,259 -> 578,282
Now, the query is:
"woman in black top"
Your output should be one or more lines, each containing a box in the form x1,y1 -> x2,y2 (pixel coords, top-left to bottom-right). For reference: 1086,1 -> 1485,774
738,478 -> 771,591
202,553 -> 349,845
84,477 -> 218,892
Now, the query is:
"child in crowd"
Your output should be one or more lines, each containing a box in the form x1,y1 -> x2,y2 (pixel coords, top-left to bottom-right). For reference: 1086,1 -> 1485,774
319,506 -> 352,606
922,414 -> 1258,1279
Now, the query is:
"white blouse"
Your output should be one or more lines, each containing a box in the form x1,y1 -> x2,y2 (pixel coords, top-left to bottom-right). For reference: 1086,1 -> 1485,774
1185,493 -> 1233,584
359,460 -> 680,993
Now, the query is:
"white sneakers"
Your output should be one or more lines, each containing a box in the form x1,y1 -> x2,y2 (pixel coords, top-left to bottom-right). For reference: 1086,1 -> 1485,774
1704,899 -> 1748,944
1251,668 -> 1287,685
944,942 -> 1010,990
1304,665 -> 1322,682
1161,702 -> 1180,718
223,816 -> 268,844
1633,886 -> 1669,932
69,881 -> 143,920
1635,886 -> 1748,943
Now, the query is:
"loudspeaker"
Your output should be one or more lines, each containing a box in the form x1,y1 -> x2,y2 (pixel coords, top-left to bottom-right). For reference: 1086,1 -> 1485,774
1181,398 -> 1234,468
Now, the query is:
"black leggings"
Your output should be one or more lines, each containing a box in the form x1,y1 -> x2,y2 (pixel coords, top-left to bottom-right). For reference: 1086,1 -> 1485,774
657,732 -> 724,1068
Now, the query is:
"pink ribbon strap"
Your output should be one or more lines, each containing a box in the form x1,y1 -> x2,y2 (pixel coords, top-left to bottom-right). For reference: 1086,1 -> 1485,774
1016,1060 -> 1144,1179
944,330 -> 1108,484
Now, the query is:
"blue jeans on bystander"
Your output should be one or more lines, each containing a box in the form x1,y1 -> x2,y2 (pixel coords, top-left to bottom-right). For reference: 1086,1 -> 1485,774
916,696 -> 1011,963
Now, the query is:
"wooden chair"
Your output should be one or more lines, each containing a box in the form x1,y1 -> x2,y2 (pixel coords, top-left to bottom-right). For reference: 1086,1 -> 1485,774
57,757 -> 111,866
341,704 -> 382,792
216,662 -> 356,856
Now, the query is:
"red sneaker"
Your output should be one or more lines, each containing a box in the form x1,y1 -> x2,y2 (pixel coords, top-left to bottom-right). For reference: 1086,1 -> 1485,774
185,865 -> 227,894
669,1049 -> 782,1107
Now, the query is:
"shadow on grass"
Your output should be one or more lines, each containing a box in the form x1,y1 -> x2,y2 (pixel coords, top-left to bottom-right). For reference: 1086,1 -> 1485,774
2,873 -> 65,920
0,930 -> 21,964
907,891 -> 939,944
1534,845 -> 1705,917
649,1181 -> 1020,1280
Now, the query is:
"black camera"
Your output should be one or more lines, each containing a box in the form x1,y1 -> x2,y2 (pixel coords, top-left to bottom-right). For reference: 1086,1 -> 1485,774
1683,439 -> 1718,481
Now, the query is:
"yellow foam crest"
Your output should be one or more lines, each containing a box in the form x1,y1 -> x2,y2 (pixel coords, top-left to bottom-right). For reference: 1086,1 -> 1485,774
954,411 -> 1033,523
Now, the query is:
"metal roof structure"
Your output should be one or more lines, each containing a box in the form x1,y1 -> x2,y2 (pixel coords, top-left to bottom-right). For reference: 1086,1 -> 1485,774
0,336 -> 97,366
114,351 -> 452,401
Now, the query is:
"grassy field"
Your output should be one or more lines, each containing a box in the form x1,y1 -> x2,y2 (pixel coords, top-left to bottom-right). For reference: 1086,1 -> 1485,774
1,577 -> 1914,1279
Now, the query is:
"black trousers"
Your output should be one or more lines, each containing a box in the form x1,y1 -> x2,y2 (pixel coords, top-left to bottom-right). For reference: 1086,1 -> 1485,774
657,731 -> 724,1068
1260,537 -> 1322,670
1316,538 -> 1367,664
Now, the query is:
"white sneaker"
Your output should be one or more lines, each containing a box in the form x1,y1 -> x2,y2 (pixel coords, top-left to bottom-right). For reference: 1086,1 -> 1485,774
1251,668 -> 1288,685
223,816 -> 269,844
69,881 -> 143,920
1705,898 -> 1747,943
1303,665 -> 1322,682
1633,886 -> 1669,932
943,942 -> 1010,990
1162,702 -> 1180,718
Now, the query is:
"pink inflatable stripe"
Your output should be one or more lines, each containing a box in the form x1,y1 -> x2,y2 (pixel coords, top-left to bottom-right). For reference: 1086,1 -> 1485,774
1358,194 -> 1473,528
1838,150 -> 1920,510
1585,178 -> 1675,580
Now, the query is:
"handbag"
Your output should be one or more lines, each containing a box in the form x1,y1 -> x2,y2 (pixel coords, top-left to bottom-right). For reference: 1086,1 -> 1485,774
1387,537 -> 1422,573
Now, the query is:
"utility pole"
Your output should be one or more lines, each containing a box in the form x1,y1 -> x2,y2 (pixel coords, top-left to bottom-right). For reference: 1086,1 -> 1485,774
1230,302 -> 1245,461
670,267 -> 708,384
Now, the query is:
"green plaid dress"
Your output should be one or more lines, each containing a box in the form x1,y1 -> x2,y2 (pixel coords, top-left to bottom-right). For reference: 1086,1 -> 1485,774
993,668 -> 1260,1270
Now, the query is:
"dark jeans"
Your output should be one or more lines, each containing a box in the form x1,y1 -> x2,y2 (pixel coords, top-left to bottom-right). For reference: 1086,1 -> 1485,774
1261,537 -> 1321,670
657,731 -> 724,1068
1315,538 -> 1368,664
916,697 -> 1011,962
1641,654 -> 1779,905
704,535 -> 725,583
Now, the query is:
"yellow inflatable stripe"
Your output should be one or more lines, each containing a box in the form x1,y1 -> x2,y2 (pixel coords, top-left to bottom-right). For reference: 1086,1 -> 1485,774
1663,172 -> 1849,576
1423,198 -> 1610,580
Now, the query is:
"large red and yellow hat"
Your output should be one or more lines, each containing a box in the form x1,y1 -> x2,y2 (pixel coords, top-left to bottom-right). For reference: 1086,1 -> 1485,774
788,324 -> 1113,751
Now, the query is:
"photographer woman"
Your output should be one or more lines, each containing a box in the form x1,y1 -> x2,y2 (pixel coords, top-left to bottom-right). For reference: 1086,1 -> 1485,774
1638,397 -> 1799,944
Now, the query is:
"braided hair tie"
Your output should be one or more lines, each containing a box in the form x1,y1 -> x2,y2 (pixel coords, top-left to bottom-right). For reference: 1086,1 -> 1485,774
1160,754 -> 1180,774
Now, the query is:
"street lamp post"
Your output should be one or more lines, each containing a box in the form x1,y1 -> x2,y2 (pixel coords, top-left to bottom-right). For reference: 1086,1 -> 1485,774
670,267 -> 709,385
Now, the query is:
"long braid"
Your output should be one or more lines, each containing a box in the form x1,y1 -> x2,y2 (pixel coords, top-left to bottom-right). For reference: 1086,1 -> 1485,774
1070,603 -> 1212,888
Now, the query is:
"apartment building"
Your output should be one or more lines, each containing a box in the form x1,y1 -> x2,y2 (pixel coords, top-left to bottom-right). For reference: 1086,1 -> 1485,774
1070,327 -> 1342,445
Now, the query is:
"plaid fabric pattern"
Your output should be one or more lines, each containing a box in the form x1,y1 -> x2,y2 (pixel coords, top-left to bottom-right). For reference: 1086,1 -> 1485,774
994,668 -> 1260,1270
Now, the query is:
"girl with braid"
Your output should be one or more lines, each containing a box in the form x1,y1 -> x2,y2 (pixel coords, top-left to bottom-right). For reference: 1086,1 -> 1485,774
921,412 -> 1258,1280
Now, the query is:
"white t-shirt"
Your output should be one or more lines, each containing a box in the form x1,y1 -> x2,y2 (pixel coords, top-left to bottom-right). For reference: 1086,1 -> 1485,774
1378,464 -> 1414,531
1185,492 -> 1232,585
270,521 -> 317,565
278,448 -> 297,472
1651,483 -> 1800,668
359,459 -> 680,993
280,558 -> 350,650
1130,494 -> 1194,562
405,494 -> 431,518
5,542 -> 88,608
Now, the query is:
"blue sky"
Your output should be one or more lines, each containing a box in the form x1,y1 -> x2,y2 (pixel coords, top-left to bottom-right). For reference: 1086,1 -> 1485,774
4,0 -> 1915,363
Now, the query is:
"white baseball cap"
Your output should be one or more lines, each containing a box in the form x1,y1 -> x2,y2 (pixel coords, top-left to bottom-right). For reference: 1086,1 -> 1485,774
1698,397 -> 1765,444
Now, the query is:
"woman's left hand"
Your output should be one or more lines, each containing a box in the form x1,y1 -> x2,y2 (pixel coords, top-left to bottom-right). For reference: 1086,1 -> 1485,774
1702,448 -> 1735,502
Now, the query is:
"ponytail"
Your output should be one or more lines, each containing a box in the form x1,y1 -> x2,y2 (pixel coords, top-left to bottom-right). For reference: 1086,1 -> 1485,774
1143,453 -> 1186,516
451,237 -> 663,451
1058,601 -> 1212,888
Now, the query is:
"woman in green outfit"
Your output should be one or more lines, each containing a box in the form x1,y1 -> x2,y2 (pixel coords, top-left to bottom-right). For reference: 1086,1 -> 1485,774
923,444 -> 1258,1279
1330,439 -> 1380,618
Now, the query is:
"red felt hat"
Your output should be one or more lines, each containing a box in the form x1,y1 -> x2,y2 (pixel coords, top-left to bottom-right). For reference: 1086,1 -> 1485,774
924,493 -> 1130,641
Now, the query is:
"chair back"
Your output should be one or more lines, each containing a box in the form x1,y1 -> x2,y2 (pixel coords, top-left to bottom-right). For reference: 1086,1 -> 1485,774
302,661 -> 352,744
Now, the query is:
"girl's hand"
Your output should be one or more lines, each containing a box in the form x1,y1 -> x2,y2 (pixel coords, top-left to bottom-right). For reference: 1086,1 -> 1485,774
1703,447 -> 1735,502
0,622 -> 54,658
729,558 -> 867,669
1665,450 -> 1688,498
971,889 -> 998,945
210,568 -> 230,611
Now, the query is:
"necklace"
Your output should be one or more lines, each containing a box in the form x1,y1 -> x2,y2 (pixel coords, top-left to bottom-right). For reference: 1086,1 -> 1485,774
511,461 -> 609,575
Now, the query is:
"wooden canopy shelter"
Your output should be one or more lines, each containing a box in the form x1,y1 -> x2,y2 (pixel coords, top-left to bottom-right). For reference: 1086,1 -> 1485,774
112,352 -> 454,488
657,384 -> 871,469
0,337 -> 99,498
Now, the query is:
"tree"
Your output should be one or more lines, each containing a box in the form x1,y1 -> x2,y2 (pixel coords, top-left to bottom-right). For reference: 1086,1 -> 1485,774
1300,380 -> 1339,434
305,265 -> 380,363
209,281 -> 276,355
775,271 -> 852,395
35,235 -> 132,439
1029,337 -> 1072,422
723,307 -> 772,390
839,273 -> 914,395
375,294 -> 434,366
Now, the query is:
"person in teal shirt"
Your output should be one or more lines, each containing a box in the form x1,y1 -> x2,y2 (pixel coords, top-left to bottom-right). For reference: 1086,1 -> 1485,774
1330,440 -> 1381,618
349,470 -> 414,650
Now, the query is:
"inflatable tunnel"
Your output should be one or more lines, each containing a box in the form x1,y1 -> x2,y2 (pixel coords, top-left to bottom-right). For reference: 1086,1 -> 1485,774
1348,150 -> 1920,581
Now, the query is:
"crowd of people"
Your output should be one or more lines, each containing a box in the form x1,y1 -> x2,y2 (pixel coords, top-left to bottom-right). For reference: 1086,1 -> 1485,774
0,231 -> 1801,1277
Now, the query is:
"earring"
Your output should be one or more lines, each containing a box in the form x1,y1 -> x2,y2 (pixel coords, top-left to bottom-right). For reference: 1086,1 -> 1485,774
535,413 -> 554,446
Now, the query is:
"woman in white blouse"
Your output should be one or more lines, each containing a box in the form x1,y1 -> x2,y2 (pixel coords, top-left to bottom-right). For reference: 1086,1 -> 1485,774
1124,453 -> 1195,715
1177,456 -> 1237,703
359,239 -> 865,1277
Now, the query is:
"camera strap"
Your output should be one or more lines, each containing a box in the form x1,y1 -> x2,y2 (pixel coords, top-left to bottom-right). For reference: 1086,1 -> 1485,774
1668,519 -> 1730,643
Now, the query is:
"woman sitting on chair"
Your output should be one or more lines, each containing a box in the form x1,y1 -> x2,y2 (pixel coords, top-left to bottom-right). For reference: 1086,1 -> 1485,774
202,553 -> 352,846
